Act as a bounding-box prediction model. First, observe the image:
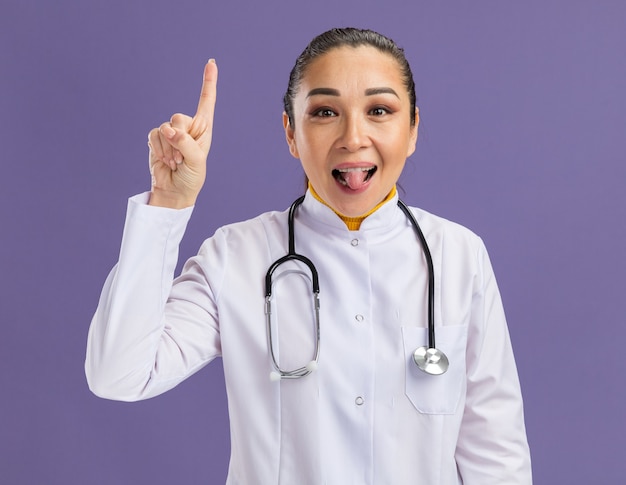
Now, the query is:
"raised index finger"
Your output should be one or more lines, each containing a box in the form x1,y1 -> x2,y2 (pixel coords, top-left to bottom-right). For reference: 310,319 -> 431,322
195,59 -> 218,120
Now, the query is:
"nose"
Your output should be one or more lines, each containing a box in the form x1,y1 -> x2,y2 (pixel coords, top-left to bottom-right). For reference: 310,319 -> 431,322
337,113 -> 371,152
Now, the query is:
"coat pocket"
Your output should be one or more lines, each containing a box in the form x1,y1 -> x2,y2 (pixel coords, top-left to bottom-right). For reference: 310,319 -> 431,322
401,325 -> 468,415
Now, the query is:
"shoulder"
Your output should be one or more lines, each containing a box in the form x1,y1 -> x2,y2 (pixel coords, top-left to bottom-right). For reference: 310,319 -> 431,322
198,208 -> 289,257
220,208 -> 288,240
408,205 -> 485,249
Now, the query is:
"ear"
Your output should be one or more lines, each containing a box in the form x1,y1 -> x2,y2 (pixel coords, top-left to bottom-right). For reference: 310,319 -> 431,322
283,112 -> 300,159
406,107 -> 420,157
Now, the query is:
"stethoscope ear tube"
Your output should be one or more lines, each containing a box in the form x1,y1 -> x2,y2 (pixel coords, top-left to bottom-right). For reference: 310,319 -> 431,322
264,286 -> 320,380
265,196 -> 321,380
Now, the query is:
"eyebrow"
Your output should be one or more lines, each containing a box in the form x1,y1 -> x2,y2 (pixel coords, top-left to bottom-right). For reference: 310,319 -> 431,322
306,87 -> 400,98
365,87 -> 400,98
306,87 -> 340,98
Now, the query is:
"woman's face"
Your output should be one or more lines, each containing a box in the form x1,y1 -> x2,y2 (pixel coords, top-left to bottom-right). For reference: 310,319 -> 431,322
284,46 -> 419,217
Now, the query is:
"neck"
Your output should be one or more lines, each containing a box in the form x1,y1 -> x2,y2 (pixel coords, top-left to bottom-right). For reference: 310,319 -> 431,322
308,184 -> 397,230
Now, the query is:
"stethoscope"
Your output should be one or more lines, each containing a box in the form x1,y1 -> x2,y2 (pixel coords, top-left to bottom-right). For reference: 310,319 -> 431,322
264,195 -> 449,381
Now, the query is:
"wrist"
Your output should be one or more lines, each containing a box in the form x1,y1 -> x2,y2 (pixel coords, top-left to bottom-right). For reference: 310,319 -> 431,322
148,188 -> 197,209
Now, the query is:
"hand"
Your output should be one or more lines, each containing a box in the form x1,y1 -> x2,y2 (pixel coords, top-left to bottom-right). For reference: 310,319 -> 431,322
147,60 -> 218,208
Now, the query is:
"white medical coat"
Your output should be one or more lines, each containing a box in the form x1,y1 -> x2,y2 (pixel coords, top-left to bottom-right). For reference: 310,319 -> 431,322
86,191 -> 532,484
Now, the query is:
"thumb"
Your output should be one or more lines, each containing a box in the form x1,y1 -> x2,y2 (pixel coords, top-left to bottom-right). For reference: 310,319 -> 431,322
160,125 -> 206,166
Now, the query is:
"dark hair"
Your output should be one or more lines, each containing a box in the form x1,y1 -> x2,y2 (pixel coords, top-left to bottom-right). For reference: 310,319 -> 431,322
283,27 -> 417,128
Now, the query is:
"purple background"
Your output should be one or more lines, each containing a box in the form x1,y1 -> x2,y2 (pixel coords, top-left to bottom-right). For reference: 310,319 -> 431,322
2,1 -> 625,483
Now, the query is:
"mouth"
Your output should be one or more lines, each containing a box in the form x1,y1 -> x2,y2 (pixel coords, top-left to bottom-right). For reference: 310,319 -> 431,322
332,166 -> 377,190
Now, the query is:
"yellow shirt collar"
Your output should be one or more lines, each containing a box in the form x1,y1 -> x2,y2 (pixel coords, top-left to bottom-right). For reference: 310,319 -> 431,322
308,184 -> 397,231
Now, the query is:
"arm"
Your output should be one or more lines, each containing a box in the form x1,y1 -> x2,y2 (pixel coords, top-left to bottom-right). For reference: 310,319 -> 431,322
455,243 -> 532,484
85,62 -> 221,400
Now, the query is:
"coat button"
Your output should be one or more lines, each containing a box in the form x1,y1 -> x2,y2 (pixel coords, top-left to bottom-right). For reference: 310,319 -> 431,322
355,396 -> 364,406
351,238 -> 359,246
355,314 -> 364,323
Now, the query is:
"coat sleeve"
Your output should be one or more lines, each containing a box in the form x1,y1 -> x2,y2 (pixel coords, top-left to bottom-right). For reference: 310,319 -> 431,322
85,194 -> 222,401
455,242 -> 533,484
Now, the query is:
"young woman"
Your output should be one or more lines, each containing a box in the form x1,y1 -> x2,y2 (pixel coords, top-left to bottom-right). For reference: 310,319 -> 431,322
86,28 -> 532,484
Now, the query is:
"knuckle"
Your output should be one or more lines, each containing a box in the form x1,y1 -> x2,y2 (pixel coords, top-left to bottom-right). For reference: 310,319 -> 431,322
170,113 -> 189,126
148,128 -> 160,140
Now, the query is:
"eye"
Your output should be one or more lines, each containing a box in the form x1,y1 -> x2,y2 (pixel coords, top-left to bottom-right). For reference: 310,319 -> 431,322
312,107 -> 337,118
369,106 -> 391,117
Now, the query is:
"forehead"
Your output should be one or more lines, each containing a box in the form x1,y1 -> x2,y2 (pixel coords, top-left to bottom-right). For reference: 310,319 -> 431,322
298,46 -> 405,95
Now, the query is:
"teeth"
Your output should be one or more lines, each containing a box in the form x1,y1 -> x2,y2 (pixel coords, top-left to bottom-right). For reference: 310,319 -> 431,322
337,167 -> 371,173
364,167 -> 376,181
333,167 -> 376,176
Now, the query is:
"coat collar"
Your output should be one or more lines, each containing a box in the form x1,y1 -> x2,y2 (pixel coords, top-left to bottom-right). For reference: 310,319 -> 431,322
298,189 -> 403,234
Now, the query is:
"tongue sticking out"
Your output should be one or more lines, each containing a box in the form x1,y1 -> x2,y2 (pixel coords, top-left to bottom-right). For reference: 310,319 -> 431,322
343,170 -> 368,190
335,167 -> 375,190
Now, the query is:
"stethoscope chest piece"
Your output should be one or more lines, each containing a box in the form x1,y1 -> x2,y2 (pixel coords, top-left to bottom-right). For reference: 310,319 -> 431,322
413,346 -> 449,375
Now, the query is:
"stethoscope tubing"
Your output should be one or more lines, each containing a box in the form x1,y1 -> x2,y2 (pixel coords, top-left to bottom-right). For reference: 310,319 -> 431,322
396,200 -> 437,351
264,195 -> 447,380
